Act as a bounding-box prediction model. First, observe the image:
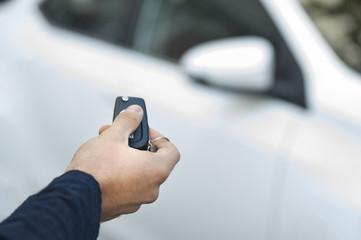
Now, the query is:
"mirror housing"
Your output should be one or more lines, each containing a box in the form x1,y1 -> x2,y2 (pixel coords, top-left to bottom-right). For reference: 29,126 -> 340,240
180,37 -> 275,91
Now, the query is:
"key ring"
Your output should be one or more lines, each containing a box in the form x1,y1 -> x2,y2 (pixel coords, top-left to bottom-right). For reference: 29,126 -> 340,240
147,137 -> 170,152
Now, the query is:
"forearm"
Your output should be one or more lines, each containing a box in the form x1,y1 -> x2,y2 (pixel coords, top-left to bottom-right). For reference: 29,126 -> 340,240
0,171 -> 101,240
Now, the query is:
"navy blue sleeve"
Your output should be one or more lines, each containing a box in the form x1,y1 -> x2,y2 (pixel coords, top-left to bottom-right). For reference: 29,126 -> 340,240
0,170 -> 102,240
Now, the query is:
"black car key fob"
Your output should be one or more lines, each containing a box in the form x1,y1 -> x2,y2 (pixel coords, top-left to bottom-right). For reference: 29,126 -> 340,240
113,96 -> 149,150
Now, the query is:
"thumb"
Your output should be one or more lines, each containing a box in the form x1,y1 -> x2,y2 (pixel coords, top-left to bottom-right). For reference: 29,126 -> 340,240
111,105 -> 144,143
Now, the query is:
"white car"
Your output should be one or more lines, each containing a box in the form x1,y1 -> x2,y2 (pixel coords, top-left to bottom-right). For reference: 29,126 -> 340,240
1,0 -> 361,239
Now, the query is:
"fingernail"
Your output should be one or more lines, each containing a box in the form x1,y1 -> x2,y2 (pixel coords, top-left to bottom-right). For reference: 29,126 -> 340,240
127,105 -> 142,113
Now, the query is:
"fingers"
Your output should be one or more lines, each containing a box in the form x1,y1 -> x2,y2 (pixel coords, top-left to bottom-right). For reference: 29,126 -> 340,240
110,105 -> 143,143
149,128 -> 180,171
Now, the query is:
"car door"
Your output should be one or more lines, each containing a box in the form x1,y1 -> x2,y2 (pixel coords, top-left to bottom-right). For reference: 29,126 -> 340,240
259,0 -> 361,239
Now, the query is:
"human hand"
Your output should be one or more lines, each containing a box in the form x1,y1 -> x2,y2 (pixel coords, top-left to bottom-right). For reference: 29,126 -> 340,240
66,105 -> 180,222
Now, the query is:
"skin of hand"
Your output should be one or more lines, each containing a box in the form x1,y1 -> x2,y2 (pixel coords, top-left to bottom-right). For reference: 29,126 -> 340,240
66,105 -> 180,222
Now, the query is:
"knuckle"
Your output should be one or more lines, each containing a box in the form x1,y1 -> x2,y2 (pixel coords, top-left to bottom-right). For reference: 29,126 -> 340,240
174,148 -> 181,162
155,165 -> 170,182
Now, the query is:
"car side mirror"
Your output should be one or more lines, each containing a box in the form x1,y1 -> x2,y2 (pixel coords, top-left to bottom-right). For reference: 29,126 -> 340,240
180,37 -> 275,91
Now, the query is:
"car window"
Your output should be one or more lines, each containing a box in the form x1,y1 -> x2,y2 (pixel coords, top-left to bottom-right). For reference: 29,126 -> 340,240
40,0 -> 142,47
132,0 -> 242,60
39,0 -> 307,108
298,0 -> 361,73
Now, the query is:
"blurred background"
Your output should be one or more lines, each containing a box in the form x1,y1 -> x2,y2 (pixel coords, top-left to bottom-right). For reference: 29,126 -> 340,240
300,0 -> 361,72
1,0 -> 361,239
